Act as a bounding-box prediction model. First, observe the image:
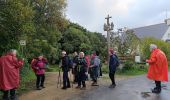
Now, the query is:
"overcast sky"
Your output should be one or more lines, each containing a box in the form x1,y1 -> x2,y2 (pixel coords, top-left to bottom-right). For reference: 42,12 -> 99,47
66,0 -> 170,34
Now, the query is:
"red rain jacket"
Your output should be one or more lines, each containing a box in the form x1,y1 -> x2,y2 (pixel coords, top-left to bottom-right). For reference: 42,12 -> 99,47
147,49 -> 168,82
85,55 -> 90,67
0,54 -> 24,90
31,58 -> 47,75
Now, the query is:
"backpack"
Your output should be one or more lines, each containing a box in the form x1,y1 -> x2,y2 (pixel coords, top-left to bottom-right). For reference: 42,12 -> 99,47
114,54 -> 120,67
68,57 -> 73,69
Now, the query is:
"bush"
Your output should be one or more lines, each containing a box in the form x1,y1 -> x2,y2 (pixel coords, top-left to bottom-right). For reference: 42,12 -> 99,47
101,64 -> 109,74
116,62 -> 148,76
140,38 -> 170,60
122,61 -> 134,70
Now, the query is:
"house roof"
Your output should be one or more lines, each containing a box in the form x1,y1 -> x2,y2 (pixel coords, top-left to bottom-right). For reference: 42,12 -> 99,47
132,23 -> 169,39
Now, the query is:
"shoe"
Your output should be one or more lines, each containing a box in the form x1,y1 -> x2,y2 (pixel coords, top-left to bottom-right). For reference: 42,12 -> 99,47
10,95 -> 18,100
81,87 -> 86,90
41,86 -> 46,88
2,97 -> 10,100
67,85 -> 71,88
152,87 -> 161,94
61,87 -> 67,90
109,84 -> 116,88
36,87 -> 42,90
76,86 -> 81,89
92,82 -> 99,86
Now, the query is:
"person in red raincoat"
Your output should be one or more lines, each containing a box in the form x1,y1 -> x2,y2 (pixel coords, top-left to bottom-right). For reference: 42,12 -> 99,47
146,44 -> 168,93
0,49 -> 24,100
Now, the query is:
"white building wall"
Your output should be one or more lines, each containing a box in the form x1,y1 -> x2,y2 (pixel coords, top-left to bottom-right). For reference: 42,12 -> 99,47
162,26 -> 170,41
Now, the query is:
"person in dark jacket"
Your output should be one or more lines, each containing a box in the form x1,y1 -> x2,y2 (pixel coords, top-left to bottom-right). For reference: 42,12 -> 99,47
109,49 -> 119,88
72,52 -> 79,83
61,51 -> 70,90
76,52 -> 88,90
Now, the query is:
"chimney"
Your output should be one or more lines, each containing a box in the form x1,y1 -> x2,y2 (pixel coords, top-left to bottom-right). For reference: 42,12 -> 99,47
165,18 -> 170,26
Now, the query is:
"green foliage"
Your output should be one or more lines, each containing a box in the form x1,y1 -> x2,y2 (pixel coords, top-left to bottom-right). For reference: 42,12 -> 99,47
0,0 -> 35,55
0,0 -> 107,63
101,63 -> 147,76
140,37 -> 170,60
61,22 -> 107,60
122,61 -> 134,70
112,30 -> 140,56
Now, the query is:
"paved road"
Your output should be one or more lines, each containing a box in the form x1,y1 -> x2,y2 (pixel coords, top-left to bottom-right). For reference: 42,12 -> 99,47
70,75 -> 170,100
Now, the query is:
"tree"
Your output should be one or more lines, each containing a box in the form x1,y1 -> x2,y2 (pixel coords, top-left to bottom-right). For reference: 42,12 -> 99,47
112,30 -> 140,56
0,0 -> 35,55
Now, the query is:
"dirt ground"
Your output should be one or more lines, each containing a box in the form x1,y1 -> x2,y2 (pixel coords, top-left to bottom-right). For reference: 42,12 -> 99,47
19,72 -> 133,100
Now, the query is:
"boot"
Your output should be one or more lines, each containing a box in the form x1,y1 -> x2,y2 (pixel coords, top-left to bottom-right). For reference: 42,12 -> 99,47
10,89 -> 18,100
61,87 -> 67,90
152,87 -> 161,94
67,85 -> 71,88
109,84 -> 116,88
2,96 -> 9,100
81,86 -> 86,90
75,86 -> 81,89
2,90 -> 9,100
10,95 -> 18,100
92,82 -> 98,86
36,87 -> 42,90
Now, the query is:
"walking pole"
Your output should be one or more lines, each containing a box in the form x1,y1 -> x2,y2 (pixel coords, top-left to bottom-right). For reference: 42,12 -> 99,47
69,70 -> 73,88
57,68 -> 61,88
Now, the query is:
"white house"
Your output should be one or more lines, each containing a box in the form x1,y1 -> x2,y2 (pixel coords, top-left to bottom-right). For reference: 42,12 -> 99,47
132,18 -> 170,41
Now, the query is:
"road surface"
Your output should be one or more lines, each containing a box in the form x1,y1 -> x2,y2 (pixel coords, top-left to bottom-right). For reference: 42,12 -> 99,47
19,73 -> 170,100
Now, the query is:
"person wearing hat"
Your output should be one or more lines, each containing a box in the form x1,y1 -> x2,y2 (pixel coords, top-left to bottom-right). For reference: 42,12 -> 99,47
109,49 -> 119,88
0,49 -> 24,100
146,44 -> 168,93
61,51 -> 70,90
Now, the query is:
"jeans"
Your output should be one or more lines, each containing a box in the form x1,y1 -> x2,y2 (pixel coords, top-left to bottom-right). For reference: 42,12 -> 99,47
63,71 -> 70,87
109,71 -> 116,85
36,74 -> 45,88
92,66 -> 98,82
77,72 -> 86,87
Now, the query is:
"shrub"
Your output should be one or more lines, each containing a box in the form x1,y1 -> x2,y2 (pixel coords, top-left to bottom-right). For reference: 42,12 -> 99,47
140,38 -> 170,60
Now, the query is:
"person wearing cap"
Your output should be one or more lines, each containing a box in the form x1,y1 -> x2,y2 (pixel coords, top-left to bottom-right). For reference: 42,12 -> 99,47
61,51 -> 70,90
146,44 -> 168,93
0,49 -> 24,100
109,49 -> 119,88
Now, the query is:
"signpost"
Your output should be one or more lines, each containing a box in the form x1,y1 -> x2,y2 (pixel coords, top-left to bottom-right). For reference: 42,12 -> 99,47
19,40 -> 26,57
104,15 -> 114,65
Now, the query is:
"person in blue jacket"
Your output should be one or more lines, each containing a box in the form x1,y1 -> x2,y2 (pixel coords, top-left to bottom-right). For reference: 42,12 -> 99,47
109,49 -> 119,88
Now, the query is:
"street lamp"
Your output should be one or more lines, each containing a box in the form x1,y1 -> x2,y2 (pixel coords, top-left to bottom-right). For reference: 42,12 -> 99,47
104,14 -> 114,65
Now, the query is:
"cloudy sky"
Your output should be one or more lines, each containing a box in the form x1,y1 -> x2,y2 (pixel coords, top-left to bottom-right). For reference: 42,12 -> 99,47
66,0 -> 170,34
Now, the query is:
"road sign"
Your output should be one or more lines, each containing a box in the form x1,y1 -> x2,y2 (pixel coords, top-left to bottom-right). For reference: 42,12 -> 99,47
19,40 -> 26,46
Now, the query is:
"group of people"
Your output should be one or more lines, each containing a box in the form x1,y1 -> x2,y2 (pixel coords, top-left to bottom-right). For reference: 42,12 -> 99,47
60,51 -> 102,90
0,43 -> 169,100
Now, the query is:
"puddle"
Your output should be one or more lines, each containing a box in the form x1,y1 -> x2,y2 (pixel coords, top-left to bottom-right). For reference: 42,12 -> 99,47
141,92 -> 151,98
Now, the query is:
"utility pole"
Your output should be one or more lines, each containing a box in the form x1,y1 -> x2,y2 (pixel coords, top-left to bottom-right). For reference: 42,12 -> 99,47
104,15 -> 114,66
